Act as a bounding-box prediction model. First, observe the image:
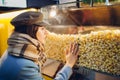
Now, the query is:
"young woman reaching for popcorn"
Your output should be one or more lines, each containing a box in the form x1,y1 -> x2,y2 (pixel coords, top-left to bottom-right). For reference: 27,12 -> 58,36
0,11 -> 79,80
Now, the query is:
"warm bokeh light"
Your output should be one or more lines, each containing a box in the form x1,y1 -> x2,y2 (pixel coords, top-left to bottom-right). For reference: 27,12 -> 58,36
50,10 -> 57,17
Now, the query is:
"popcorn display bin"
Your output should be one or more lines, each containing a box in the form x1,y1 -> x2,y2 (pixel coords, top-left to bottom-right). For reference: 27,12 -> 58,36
41,2 -> 120,80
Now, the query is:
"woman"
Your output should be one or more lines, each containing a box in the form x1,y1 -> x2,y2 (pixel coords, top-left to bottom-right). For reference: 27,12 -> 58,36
0,11 -> 79,80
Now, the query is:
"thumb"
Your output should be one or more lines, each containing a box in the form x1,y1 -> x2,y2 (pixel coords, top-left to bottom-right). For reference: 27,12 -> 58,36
65,46 -> 69,55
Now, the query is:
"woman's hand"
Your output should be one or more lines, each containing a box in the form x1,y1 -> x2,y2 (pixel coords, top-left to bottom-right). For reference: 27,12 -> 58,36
65,42 -> 79,68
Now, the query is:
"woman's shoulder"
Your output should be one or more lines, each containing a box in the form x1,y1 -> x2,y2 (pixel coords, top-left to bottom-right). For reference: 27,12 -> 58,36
1,52 -> 39,69
9,53 -> 38,67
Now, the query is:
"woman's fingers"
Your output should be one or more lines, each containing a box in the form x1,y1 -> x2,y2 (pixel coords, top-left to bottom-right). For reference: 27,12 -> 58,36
74,43 -> 80,55
70,42 -> 74,53
72,42 -> 80,56
72,42 -> 77,55
66,41 -> 80,57
65,46 -> 69,55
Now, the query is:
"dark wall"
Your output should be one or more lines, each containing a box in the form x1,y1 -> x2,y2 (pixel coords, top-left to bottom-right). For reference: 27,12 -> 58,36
27,0 -> 59,8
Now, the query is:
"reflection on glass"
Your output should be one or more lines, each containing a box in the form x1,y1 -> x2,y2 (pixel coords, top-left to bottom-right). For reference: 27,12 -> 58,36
105,0 -> 111,5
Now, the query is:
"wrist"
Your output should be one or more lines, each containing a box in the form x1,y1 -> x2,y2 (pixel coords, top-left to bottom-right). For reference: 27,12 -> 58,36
65,62 -> 74,68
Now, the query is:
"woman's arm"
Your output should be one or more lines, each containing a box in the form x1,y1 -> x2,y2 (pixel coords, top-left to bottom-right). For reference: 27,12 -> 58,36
54,42 -> 79,80
54,65 -> 72,80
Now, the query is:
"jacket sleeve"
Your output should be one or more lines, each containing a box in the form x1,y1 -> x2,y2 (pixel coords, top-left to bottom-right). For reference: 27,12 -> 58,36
54,65 -> 73,80
17,62 -> 72,80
